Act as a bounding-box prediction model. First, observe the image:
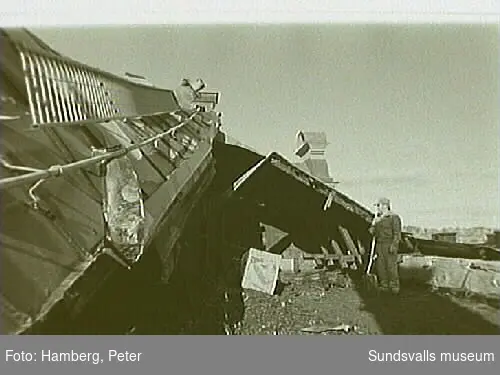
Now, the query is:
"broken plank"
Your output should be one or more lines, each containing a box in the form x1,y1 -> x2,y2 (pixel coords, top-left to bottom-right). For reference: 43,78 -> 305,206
323,191 -> 335,211
302,253 -> 355,262
331,238 -> 349,268
300,324 -> 357,334
356,239 -> 366,256
320,245 -> 330,256
339,226 -> 362,265
320,245 -> 333,266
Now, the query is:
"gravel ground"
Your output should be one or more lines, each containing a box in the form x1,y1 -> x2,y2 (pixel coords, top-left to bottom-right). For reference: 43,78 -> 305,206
234,270 -> 500,335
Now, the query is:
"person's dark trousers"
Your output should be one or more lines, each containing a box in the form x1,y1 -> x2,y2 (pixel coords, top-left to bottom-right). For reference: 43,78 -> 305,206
375,242 -> 400,294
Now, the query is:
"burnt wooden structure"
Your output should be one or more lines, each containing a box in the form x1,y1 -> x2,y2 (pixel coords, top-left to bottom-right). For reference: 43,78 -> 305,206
1,28 -> 377,334
0,28 -> 220,334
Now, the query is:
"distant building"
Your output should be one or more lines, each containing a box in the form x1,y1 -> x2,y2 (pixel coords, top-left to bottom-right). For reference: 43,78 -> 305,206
486,231 -> 500,248
432,232 -> 457,243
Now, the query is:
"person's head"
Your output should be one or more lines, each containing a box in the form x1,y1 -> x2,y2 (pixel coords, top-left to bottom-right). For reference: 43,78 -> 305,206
374,197 -> 391,215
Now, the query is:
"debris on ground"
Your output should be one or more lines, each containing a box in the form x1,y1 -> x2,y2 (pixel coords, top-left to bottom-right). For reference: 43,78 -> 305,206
300,323 -> 359,334
234,269 -> 372,335
233,269 -> 500,335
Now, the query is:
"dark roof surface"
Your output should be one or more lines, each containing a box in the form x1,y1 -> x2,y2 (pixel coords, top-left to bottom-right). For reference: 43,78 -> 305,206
233,152 -> 373,224
0,27 -> 218,334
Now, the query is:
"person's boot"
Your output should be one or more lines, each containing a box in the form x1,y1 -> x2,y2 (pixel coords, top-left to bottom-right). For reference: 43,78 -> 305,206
378,281 -> 389,294
389,281 -> 400,295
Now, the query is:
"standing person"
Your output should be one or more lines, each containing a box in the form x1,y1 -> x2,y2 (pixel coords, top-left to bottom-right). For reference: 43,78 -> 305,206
369,197 -> 402,294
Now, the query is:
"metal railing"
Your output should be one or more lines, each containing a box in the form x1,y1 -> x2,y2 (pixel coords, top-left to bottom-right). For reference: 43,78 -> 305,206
17,46 -> 138,127
0,110 -> 201,190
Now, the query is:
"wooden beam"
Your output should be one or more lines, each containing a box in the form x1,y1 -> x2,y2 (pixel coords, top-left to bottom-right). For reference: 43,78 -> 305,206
319,245 -> 330,267
320,245 -> 330,257
356,239 -> 366,256
303,253 -> 355,261
323,191 -> 334,211
330,238 -> 349,268
339,226 -> 362,265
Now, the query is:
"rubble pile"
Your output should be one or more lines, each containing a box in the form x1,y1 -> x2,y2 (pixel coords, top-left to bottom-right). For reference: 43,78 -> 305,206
234,270 -> 378,335
233,269 -> 500,335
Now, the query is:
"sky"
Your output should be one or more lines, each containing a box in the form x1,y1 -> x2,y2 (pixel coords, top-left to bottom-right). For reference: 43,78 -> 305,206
32,24 -> 499,229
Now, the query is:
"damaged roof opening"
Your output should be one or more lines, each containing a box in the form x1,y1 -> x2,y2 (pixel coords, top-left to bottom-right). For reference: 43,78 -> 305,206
230,151 -> 374,229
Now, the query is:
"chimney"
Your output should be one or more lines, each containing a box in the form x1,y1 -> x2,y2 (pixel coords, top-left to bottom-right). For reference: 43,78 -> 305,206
174,78 -> 209,111
294,131 -> 337,186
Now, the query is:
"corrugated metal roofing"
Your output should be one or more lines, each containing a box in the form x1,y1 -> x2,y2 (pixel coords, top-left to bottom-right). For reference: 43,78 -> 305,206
2,28 -> 181,127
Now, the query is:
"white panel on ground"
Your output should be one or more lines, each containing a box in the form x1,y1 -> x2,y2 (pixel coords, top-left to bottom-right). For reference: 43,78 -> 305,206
241,248 -> 282,295
429,258 -> 471,290
464,267 -> 500,299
